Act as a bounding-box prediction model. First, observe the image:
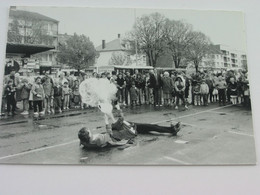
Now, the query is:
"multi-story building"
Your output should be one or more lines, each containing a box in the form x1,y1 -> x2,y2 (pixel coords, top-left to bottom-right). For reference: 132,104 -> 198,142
95,34 -> 147,72
7,7 -> 59,73
201,44 -> 247,70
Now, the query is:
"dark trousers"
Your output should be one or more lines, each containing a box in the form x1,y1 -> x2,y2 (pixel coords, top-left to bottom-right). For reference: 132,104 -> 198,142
176,91 -> 186,106
201,94 -> 208,105
54,96 -> 62,110
153,88 -> 161,106
33,100 -> 43,112
218,89 -> 226,105
7,95 -> 15,113
209,88 -> 213,102
135,123 -> 177,136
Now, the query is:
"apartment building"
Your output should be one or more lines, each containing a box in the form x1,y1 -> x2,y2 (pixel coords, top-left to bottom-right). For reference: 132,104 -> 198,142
7,8 -> 59,72
202,44 -> 247,69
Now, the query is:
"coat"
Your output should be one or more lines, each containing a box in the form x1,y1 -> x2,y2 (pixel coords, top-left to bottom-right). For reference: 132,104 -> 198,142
161,77 -> 174,94
31,83 -> 44,101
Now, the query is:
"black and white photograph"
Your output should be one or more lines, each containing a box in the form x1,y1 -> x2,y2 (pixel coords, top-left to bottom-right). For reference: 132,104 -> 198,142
0,6 -> 256,165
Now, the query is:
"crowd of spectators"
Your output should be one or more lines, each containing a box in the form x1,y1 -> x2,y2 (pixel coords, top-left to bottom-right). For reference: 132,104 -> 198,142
1,68 -> 251,117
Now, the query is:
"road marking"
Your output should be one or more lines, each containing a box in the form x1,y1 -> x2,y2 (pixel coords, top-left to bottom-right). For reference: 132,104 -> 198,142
0,139 -> 78,161
164,156 -> 191,165
228,131 -> 254,137
152,105 -> 233,124
207,111 -> 226,114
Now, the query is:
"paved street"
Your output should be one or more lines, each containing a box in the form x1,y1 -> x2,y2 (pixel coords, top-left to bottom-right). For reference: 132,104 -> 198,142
0,103 -> 256,165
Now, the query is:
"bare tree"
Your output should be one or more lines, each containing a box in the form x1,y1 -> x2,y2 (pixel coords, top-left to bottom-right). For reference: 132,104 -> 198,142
185,31 -> 212,72
129,12 -> 167,67
165,19 -> 194,68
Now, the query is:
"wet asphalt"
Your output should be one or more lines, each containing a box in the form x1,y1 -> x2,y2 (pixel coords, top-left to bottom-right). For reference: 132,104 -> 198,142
0,103 -> 256,165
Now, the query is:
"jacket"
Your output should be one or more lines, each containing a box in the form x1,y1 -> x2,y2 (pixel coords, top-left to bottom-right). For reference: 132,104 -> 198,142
31,83 -> 44,101
200,83 -> 209,94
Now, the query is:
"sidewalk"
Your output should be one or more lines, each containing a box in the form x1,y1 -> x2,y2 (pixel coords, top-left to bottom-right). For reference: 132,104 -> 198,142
0,107 -> 97,126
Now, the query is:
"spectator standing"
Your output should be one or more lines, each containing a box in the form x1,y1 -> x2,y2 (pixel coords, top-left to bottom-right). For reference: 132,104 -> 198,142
43,77 -> 54,114
144,72 -> 152,105
229,77 -> 238,105
216,75 -> 227,106
135,74 -> 145,105
116,73 -> 126,105
20,78 -> 31,115
5,80 -> 16,116
161,71 -> 173,106
174,76 -> 188,109
150,69 -> 162,107
53,80 -> 63,113
193,81 -> 201,106
124,71 -> 132,106
31,77 -> 45,117
129,82 -> 138,107
200,79 -> 209,106
62,81 -> 71,110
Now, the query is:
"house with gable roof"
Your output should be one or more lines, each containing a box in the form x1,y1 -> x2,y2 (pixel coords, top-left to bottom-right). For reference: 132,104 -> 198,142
95,34 -> 147,69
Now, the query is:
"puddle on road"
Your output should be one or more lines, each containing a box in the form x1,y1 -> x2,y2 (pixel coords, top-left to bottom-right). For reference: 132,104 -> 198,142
219,113 -> 226,115
0,133 -> 15,139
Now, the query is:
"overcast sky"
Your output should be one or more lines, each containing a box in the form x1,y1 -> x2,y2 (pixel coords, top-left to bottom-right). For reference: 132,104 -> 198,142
17,6 -> 247,51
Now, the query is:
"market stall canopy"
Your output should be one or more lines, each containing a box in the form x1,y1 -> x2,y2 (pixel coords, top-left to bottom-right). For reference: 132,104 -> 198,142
6,42 -> 55,57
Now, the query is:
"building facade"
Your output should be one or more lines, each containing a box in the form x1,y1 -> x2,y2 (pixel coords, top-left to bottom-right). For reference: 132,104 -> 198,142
95,34 -> 147,69
7,8 -> 59,72
201,44 -> 247,70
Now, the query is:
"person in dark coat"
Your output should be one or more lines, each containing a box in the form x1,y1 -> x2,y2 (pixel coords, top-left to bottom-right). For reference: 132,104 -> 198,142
149,69 -> 162,106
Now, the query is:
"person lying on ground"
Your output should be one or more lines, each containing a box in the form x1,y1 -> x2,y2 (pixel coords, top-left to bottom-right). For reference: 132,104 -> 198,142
78,109 -> 181,149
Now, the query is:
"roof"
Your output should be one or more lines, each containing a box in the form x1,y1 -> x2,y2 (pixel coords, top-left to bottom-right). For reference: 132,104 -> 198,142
6,42 -> 55,57
9,9 -> 59,23
96,38 -> 126,52
209,44 -> 222,54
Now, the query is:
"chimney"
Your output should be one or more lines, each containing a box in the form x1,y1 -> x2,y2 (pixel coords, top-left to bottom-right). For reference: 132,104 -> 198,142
118,34 -> 121,39
102,40 -> 105,49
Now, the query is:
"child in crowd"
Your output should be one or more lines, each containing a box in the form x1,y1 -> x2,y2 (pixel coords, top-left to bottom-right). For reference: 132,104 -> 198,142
31,77 -> 45,117
20,78 -> 31,115
72,80 -> 81,108
62,81 -> 71,110
174,76 -> 187,109
5,80 -> 16,116
43,77 -> 54,114
129,82 -> 138,107
216,75 -> 227,106
53,80 -> 63,113
229,77 -> 238,105
200,79 -> 209,106
193,82 -> 201,106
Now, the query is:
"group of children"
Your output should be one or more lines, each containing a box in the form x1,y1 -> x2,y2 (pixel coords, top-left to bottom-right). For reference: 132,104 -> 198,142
2,73 -> 82,117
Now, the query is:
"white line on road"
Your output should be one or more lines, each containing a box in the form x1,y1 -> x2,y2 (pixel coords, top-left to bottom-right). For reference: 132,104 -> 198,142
152,104 -> 233,124
207,111 -> 226,114
0,139 -> 78,161
228,131 -> 254,137
164,156 -> 191,165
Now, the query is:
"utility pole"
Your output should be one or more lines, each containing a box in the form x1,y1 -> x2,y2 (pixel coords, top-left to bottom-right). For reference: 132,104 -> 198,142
134,9 -> 138,66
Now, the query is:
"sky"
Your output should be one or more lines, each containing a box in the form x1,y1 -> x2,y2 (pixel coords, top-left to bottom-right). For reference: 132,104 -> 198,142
17,6 -> 247,51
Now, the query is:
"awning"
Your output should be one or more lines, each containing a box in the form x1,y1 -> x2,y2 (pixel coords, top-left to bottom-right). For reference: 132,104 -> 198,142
6,42 -> 55,57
